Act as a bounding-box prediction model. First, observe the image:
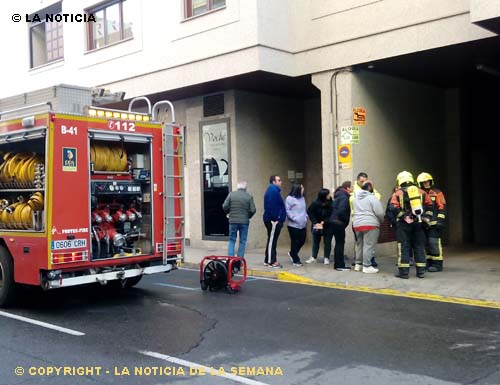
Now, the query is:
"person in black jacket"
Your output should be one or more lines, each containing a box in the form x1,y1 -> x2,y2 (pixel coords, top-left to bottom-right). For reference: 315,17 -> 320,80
330,181 -> 352,270
306,188 -> 333,264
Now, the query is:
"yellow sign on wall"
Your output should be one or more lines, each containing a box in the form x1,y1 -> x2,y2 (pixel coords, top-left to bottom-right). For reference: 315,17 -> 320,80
353,107 -> 366,126
338,144 -> 352,169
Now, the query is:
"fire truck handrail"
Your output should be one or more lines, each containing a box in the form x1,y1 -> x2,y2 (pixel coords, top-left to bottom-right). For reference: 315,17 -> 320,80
128,97 -> 152,115
152,100 -> 175,123
0,102 -> 52,119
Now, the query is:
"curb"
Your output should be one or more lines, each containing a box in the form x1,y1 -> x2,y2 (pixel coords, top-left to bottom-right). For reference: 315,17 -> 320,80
179,262 -> 500,310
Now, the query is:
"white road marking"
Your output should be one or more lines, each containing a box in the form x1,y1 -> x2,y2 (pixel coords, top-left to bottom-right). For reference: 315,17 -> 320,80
0,310 -> 85,336
154,283 -> 200,291
139,350 -> 271,385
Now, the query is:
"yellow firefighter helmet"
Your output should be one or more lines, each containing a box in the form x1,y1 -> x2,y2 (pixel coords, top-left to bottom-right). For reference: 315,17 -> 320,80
417,172 -> 433,187
396,171 -> 414,187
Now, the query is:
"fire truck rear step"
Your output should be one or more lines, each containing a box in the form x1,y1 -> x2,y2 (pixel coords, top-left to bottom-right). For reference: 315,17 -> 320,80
46,264 -> 172,289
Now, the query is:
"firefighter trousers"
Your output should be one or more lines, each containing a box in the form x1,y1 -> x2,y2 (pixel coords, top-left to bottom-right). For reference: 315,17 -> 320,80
396,221 -> 426,277
425,226 -> 443,270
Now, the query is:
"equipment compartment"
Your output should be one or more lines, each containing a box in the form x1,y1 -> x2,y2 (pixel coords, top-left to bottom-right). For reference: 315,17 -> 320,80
0,133 -> 46,232
89,138 -> 153,260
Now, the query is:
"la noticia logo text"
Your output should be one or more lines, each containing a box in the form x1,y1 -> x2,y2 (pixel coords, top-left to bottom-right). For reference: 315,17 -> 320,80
26,13 -> 96,23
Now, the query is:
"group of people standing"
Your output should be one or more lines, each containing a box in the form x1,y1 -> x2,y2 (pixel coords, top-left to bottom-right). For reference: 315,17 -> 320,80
223,170 -> 446,279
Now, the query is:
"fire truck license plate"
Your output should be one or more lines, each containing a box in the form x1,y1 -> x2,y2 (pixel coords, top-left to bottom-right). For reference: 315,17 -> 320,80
51,239 -> 87,250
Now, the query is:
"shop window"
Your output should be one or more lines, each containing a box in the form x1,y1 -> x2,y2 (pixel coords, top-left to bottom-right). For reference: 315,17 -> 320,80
29,2 -> 63,68
185,0 -> 225,18
200,119 -> 230,239
87,0 -> 133,50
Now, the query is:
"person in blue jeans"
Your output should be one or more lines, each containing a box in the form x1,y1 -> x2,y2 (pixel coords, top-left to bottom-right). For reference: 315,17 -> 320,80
223,181 -> 256,272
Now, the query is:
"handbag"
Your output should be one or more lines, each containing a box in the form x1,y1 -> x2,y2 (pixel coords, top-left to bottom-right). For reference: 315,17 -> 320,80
313,223 -> 323,235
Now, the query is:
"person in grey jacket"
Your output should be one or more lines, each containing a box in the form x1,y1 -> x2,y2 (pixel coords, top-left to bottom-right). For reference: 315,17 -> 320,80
223,181 -> 256,260
285,183 -> 308,266
352,181 -> 384,274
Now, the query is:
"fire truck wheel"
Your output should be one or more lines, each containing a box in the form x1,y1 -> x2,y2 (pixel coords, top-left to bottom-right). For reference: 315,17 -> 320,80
0,247 -> 16,307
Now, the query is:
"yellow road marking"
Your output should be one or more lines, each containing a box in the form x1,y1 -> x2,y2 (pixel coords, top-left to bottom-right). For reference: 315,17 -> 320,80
183,262 -> 500,310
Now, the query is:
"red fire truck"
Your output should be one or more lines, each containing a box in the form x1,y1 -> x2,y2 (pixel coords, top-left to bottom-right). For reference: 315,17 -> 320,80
0,86 -> 184,306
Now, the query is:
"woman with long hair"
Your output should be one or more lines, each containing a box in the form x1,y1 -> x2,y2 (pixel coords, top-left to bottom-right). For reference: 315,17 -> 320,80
285,183 -> 308,266
306,188 -> 333,264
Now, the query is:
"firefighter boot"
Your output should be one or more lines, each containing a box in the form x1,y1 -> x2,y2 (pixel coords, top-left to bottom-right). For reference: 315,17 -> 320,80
416,267 -> 425,278
427,260 -> 443,272
426,258 -> 433,270
395,267 -> 409,279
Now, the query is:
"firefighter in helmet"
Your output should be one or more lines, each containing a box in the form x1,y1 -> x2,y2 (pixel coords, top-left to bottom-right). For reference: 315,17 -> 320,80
388,171 -> 432,279
417,172 -> 446,272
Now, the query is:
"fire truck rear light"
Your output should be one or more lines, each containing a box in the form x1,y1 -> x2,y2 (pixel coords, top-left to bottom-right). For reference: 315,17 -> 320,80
166,242 -> 181,253
51,251 -> 88,264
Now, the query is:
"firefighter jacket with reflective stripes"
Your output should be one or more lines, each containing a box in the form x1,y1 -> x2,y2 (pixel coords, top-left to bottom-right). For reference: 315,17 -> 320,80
423,187 -> 447,227
388,185 -> 432,222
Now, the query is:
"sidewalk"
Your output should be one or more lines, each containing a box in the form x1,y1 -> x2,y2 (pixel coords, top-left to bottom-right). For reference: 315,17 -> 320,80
181,244 -> 500,309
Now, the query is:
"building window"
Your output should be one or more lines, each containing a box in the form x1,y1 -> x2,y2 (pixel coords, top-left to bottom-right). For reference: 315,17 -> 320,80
29,2 -> 63,68
87,0 -> 133,50
185,0 -> 225,18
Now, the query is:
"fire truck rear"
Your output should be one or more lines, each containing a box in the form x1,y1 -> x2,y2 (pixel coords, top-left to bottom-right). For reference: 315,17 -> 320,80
0,86 -> 184,306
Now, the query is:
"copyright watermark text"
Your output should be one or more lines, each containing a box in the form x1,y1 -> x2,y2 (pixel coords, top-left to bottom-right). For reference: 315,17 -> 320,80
11,13 -> 96,23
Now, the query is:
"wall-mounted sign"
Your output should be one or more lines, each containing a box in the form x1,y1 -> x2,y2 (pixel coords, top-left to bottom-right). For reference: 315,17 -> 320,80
338,144 -> 352,169
353,107 -> 366,126
340,126 -> 360,144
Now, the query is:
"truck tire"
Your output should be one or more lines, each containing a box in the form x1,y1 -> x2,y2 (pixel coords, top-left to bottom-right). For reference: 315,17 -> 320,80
0,247 -> 16,307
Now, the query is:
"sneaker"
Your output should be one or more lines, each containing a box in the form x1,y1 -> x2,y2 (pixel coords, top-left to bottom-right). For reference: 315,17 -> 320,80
288,252 -> 293,263
363,266 -> 379,274
335,267 -> 351,271
305,256 -> 316,264
354,264 -> 363,272
264,262 -> 270,267
324,258 -> 330,265
293,262 -> 303,267
270,263 -> 282,269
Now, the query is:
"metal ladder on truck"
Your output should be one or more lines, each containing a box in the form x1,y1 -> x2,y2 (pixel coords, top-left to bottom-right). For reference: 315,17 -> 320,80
154,101 -> 185,265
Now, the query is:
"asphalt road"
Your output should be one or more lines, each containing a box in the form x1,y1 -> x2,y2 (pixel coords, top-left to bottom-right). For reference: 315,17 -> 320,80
0,268 -> 499,385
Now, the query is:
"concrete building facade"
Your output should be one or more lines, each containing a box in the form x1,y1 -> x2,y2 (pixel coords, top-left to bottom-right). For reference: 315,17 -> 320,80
1,0 -> 499,253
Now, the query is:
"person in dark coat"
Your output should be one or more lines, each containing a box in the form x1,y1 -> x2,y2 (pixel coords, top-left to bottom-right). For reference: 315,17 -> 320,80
306,188 -> 333,265
263,175 -> 286,268
329,181 -> 352,270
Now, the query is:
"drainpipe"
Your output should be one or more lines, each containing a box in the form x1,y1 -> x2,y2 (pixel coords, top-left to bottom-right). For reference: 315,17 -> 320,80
329,68 -> 353,190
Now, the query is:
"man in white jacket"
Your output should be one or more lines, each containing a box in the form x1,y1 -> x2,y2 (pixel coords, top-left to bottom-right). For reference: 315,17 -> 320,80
352,181 -> 385,273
